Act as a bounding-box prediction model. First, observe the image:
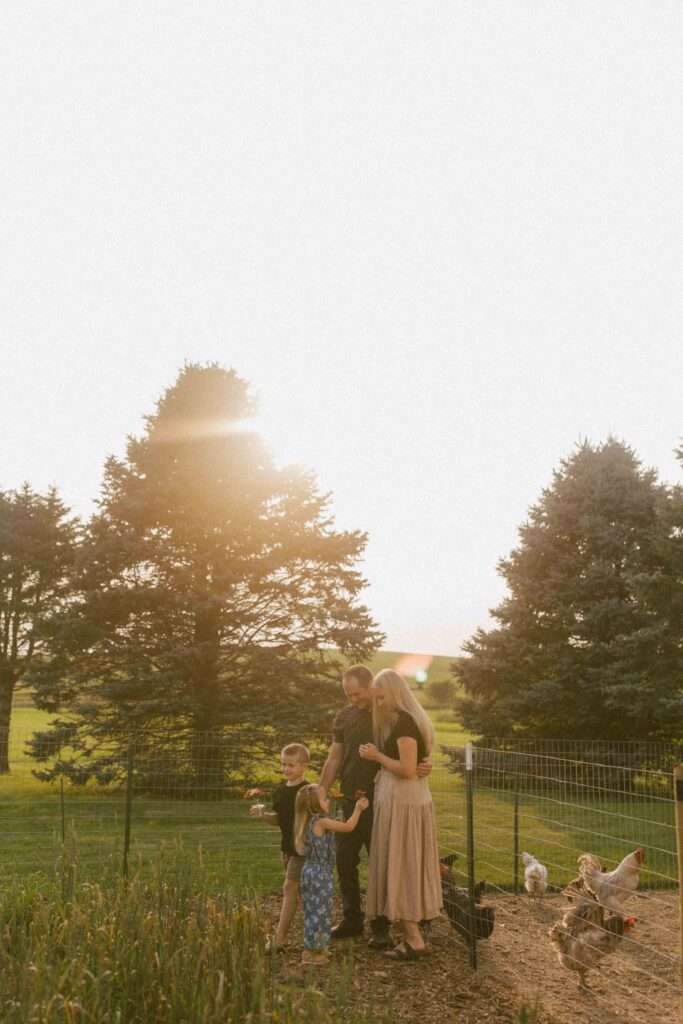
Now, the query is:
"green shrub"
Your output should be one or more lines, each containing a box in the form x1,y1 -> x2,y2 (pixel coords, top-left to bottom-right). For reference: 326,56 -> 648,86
427,679 -> 457,705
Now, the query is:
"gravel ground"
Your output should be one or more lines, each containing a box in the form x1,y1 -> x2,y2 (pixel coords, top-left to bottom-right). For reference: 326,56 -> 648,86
265,889 -> 680,1024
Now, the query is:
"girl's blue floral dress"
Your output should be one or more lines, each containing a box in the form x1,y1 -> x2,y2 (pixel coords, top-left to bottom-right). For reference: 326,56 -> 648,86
301,814 -> 336,951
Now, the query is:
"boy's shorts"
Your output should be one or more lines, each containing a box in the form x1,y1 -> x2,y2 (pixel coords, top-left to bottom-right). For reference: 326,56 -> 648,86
281,852 -> 305,882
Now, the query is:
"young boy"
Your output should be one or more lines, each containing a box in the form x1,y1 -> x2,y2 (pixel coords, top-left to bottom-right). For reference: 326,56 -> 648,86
250,742 -> 310,951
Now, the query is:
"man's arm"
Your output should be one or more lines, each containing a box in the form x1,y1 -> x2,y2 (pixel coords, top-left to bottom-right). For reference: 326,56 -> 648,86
319,741 -> 344,791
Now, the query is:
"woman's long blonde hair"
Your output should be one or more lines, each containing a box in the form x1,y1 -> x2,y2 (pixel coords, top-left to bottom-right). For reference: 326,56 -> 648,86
372,669 -> 435,755
294,783 -> 326,855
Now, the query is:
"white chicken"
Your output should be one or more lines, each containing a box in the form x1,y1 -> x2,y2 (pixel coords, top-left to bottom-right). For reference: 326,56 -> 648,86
578,848 -> 644,914
523,851 -> 548,902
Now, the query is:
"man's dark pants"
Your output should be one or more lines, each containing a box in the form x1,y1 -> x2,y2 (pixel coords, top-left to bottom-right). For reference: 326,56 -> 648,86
336,799 -> 389,933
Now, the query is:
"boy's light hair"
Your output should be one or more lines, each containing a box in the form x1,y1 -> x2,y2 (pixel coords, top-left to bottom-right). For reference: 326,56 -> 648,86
281,742 -> 310,764
372,669 -> 435,755
294,783 -> 326,855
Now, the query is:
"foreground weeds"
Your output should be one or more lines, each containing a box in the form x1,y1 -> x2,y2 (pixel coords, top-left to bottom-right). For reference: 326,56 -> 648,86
0,849 -> 389,1024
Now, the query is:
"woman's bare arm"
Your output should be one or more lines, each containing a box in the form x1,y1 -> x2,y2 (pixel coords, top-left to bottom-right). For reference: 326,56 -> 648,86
359,737 -> 418,779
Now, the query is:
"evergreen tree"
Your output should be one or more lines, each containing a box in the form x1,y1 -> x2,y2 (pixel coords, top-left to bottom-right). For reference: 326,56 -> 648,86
455,438 -> 678,740
30,364 -> 382,785
0,485 -> 78,772
620,442 -> 683,735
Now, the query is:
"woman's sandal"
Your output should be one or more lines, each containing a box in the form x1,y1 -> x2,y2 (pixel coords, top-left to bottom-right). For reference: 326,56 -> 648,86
382,941 -> 429,961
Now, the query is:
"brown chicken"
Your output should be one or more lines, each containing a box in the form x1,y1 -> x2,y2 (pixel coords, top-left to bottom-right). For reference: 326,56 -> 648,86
578,848 -> 644,913
549,892 -> 635,991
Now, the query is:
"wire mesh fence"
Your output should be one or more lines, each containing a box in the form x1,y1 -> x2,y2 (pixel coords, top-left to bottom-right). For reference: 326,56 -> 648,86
1,727 -> 680,1021
435,743 -> 679,1023
0,728 -> 334,888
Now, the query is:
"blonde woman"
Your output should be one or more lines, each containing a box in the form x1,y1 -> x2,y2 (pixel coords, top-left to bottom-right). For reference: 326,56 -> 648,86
359,669 -> 442,960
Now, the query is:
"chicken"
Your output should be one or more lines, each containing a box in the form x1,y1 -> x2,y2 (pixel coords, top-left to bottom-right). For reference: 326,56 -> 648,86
439,855 -> 494,940
578,848 -> 644,914
549,893 -> 635,991
563,876 -> 587,901
523,851 -> 548,902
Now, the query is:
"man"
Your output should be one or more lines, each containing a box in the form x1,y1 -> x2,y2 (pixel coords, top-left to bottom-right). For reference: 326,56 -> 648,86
319,664 -> 432,950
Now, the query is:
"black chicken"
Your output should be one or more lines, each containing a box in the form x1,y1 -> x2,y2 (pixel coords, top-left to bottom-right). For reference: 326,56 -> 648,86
439,853 -> 495,941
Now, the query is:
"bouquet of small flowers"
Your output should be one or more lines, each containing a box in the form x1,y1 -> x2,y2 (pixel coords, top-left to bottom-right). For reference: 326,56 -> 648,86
244,787 -> 266,818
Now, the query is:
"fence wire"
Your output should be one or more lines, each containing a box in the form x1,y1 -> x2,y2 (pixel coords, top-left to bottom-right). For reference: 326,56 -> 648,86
436,743 -> 679,1024
1,728 -> 680,1022
1,728 -> 333,887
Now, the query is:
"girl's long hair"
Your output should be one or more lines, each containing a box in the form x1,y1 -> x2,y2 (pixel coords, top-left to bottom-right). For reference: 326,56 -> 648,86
294,783 -> 326,855
372,669 -> 435,755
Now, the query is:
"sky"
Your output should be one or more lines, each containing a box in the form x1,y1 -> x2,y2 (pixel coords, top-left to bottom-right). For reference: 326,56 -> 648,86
2,2 -> 683,656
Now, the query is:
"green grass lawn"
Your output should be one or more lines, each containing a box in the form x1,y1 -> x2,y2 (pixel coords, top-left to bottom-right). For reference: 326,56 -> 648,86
4,664 -> 674,896
2,758 -> 675,894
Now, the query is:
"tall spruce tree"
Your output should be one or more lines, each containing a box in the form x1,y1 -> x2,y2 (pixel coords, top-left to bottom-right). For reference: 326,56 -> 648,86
455,438 -> 677,740
0,485 -> 78,772
620,442 -> 683,734
30,364 -> 382,785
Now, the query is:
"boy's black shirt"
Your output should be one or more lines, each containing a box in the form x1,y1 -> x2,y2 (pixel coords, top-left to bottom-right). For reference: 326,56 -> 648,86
332,705 -> 379,803
272,780 -> 307,855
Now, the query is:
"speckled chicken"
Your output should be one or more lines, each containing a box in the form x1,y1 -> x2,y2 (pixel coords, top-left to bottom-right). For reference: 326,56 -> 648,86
548,891 -> 635,991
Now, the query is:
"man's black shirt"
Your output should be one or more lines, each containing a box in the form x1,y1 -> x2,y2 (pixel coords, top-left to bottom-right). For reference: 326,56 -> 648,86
332,705 -> 379,802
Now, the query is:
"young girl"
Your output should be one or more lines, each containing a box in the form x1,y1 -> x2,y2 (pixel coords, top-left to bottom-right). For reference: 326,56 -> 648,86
294,783 -> 369,964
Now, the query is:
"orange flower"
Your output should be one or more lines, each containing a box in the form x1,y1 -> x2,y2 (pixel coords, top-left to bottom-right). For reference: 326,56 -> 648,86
354,789 -> 366,799
243,787 -> 266,800
328,788 -> 344,799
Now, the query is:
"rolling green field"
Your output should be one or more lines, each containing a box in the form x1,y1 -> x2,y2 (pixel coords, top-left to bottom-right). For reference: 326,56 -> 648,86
2,733 -> 675,894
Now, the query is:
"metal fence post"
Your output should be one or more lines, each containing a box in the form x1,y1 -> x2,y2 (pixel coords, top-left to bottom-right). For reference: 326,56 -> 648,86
123,741 -> 135,878
60,775 -> 66,844
465,741 -> 477,970
513,772 -> 519,897
673,764 -> 683,1022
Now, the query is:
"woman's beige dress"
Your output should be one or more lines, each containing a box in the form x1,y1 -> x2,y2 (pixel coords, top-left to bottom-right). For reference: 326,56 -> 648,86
365,721 -> 442,922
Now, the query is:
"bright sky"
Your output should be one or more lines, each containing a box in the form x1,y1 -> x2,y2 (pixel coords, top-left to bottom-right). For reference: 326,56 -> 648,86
2,2 -> 683,656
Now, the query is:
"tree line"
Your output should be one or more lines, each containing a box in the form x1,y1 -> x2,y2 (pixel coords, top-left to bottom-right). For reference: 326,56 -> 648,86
2,363 -> 683,781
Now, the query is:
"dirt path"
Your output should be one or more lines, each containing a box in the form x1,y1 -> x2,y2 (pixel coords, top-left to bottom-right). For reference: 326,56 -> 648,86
265,890 -> 679,1024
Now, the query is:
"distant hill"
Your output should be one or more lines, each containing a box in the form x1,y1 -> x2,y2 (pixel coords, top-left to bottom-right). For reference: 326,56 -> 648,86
363,650 -> 455,683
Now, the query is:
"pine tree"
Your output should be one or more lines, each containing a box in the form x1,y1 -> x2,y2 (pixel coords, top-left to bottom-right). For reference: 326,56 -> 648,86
620,442 -> 683,736
30,364 -> 382,786
455,438 -> 676,739
0,485 -> 78,772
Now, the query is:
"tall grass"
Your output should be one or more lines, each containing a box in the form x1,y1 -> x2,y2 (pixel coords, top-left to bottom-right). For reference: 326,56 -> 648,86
0,848 -> 390,1024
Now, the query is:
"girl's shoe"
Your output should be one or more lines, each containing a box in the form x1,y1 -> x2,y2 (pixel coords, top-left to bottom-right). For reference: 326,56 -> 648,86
265,937 -> 288,954
301,949 -> 330,965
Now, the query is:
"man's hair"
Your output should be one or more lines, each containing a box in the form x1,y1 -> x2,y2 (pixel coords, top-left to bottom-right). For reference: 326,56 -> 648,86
281,742 -> 310,763
343,665 -> 372,689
